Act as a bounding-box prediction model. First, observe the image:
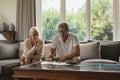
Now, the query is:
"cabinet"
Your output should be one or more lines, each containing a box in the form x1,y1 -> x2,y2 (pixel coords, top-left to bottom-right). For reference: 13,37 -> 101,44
0,31 -> 15,40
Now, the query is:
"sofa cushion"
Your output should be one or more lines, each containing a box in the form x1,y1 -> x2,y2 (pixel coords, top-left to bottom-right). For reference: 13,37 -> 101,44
19,42 -> 24,57
80,41 -> 100,61
81,59 -> 118,64
41,44 -> 51,58
0,43 -> 19,60
101,41 -> 120,62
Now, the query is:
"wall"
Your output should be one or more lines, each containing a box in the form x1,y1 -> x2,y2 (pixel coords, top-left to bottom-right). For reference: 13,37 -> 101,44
0,0 -> 17,26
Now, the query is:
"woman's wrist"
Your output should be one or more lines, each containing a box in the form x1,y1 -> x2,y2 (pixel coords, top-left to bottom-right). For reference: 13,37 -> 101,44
33,45 -> 38,50
33,45 -> 36,48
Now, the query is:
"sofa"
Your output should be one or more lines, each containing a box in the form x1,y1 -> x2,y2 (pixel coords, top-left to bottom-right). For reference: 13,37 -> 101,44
0,40 -> 23,80
79,41 -> 120,63
0,40 -> 52,80
42,40 -> 120,63
0,40 -> 120,80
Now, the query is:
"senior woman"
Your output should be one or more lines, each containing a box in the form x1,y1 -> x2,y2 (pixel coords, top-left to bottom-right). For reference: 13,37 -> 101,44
20,27 -> 43,65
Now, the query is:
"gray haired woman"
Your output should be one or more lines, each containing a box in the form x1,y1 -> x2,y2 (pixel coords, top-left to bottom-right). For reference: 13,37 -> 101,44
20,27 -> 43,65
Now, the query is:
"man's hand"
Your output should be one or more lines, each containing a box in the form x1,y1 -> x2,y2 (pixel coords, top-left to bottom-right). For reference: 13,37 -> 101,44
45,54 -> 52,61
45,48 -> 56,61
58,57 -> 66,62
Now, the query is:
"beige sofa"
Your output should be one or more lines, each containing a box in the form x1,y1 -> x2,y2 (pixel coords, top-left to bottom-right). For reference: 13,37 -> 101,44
41,41 -> 120,63
0,40 -> 120,80
41,41 -> 100,61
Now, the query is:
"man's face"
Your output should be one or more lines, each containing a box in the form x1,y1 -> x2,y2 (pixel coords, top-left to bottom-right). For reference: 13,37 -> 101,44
58,27 -> 69,38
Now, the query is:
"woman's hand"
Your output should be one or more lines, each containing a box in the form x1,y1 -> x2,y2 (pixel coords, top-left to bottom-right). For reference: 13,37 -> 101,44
20,55 -> 25,62
34,39 -> 40,47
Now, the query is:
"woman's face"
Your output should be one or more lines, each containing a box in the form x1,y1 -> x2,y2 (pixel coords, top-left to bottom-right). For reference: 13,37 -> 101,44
30,31 -> 39,40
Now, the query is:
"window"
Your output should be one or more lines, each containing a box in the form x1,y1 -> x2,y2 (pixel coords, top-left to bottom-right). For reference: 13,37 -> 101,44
66,0 -> 86,41
42,0 -> 60,40
91,0 -> 113,40
36,0 -> 115,41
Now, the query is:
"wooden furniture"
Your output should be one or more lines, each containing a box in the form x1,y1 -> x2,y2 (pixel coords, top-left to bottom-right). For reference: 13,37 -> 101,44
0,31 -> 15,40
12,62 -> 120,80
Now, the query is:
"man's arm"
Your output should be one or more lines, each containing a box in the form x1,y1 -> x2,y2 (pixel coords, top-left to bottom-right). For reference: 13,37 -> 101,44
45,48 -> 56,61
59,45 -> 80,62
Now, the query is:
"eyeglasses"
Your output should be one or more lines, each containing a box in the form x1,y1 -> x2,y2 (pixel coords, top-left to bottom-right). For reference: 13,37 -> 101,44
58,30 -> 68,33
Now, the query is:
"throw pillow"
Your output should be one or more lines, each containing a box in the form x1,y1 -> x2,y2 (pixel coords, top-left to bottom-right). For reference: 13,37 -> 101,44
41,44 -> 51,58
80,41 -> 100,61
101,41 -> 120,62
0,43 -> 19,60
19,42 -> 24,57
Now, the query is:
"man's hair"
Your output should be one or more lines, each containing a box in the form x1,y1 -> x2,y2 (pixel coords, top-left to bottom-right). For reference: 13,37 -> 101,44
58,22 -> 69,30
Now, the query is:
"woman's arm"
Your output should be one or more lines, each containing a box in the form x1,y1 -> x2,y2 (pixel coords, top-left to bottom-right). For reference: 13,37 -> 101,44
24,39 -> 37,57
31,39 -> 44,59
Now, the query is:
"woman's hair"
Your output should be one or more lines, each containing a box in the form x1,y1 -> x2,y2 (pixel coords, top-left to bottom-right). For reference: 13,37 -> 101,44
29,27 -> 39,36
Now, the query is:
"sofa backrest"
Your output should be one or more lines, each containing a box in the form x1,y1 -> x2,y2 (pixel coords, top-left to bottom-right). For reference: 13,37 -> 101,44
1,40 -> 119,62
41,44 -> 51,58
0,40 -> 23,60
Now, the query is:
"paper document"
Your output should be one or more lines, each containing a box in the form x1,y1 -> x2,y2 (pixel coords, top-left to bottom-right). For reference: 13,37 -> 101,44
41,61 -> 70,65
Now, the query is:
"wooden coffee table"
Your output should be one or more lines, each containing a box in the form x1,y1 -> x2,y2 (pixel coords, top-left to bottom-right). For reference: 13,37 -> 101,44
13,61 -> 120,80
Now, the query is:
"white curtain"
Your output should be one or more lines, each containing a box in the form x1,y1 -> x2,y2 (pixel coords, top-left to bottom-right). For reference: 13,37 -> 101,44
16,0 -> 35,40
118,0 -> 120,40
113,0 -> 120,40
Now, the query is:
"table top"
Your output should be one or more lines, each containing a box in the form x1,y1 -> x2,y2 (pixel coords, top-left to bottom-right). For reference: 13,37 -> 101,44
16,61 -> 120,73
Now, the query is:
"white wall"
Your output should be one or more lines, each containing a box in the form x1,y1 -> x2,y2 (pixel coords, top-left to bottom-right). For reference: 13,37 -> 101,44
0,0 -> 17,26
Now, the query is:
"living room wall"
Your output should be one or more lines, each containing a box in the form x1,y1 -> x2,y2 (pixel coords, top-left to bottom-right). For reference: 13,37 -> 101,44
0,0 -> 17,26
